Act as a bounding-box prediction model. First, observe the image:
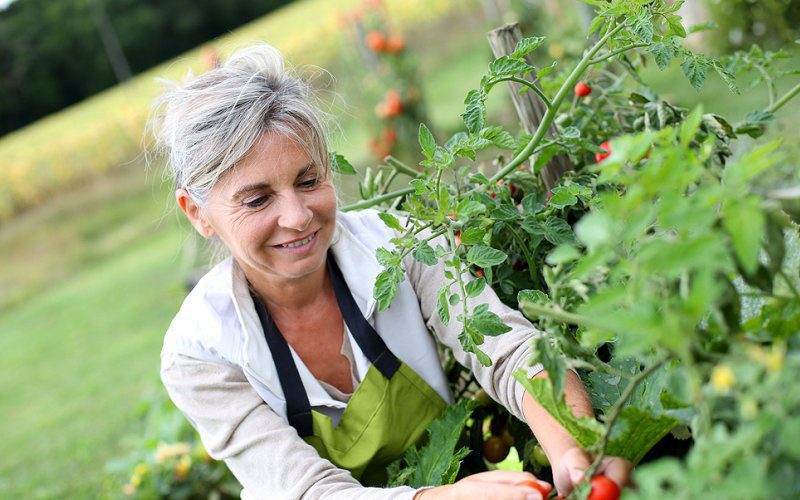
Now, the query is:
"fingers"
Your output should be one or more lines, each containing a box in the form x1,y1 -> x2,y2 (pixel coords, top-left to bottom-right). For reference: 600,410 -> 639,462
554,446 -> 592,496
456,470 -> 552,499
464,470 -> 542,485
597,456 -> 634,489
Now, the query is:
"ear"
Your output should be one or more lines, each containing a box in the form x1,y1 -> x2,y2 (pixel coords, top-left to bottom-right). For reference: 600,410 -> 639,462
176,189 -> 216,238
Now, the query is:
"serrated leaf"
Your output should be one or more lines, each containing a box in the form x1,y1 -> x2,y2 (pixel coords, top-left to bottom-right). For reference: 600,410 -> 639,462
466,245 -> 508,267
437,286 -> 450,326
419,123 -> 436,159
511,36 -> 546,59
649,42 -> 674,70
491,204 -> 521,221
378,212 -> 404,232
410,178 -> 429,194
481,126 -> 517,150
468,308 -> 512,337
413,242 -> 438,266
605,407 -> 679,464
664,13 -> 686,38
465,278 -> 486,298
631,11 -> 655,43
329,152 -> 357,175
688,21 -> 718,34
462,103 -> 485,135
722,196 -> 765,275
390,399 -> 477,488
524,217 -> 574,245
681,55 -> 708,91
562,126 -> 580,139
548,187 -> 579,209
459,227 -> 486,245
711,60 -> 739,94
374,267 -> 403,311
488,55 -> 534,78
375,247 -> 396,267
514,375 -> 603,448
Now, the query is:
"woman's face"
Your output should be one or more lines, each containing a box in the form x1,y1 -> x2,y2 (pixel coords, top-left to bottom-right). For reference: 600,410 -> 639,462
182,131 -> 337,285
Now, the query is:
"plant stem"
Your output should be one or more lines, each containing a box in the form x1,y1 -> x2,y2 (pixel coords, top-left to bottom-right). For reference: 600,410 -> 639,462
380,169 -> 399,195
487,23 -> 627,185
384,156 -> 420,177
342,186 -> 414,212
767,81 -> 800,114
518,301 -> 607,331
493,76 -> 553,109
589,43 -> 648,65
584,354 -> 670,478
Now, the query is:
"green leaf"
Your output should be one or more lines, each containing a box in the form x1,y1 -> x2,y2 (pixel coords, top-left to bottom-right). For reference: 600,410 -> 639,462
374,267 -> 404,311
688,21 -> 718,34
466,245 -> 508,267
511,36 -> 546,59
388,400 -> 477,487
459,227 -> 486,245
631,11 -> 655,43
548,187 -> 579,209
514,375 -> 603,448
329,152 -> 357,175
664,13 -> 686,38
419,123 -> 436,159
518,289 -> 552,321
481,126 -> 517,150
546,244 -> 580,265
711,59 -> 739,94
465,277 -> 486,298
648,42 -> 674,70
462,89 -> 487,135
532,336 -> 567,399
523,217 -> 575,245
412,242 -> 438,266
722,196 -> 765,275
491,204 -> 521,221
437,286 -> 450,326
605,407 -> 679,464
375,247 -> 396,267
679,105 -> 704,146
536,61 -> 558,79
468,308 -> 512,337
378,212 -> 404,232
681,55 -> 708,91
410,178 -> 429,194
488,55 -> 534,78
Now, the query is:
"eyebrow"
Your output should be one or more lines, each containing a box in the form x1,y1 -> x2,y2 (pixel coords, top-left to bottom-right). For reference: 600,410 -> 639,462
231,162 -> 315,199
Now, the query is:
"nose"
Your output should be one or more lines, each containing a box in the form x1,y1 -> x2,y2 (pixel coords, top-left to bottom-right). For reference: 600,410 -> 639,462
276,190 -> 312,232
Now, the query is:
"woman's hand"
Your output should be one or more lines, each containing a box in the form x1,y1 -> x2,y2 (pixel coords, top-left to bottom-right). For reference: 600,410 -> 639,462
552,446 -> 632,496
414,470 -> 553,499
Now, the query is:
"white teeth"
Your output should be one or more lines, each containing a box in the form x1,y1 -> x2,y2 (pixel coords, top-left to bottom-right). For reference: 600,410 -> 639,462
281,232 -> 315,248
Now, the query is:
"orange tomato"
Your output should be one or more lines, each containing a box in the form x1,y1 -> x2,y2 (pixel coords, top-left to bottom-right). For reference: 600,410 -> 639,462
365,31 -> 388,52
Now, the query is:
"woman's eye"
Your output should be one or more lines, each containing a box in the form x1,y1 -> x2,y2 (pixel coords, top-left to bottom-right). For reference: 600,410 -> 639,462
243,195 -> 270,208
300,177 -> 320,188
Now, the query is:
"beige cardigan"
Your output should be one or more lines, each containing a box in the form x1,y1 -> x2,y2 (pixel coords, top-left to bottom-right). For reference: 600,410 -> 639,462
160,210 -> 546,499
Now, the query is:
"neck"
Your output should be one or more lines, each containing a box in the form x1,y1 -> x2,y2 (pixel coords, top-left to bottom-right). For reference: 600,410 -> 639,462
243,258 -> 332,314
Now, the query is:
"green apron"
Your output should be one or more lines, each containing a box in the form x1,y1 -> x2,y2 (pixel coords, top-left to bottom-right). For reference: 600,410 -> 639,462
251,252 -> 448,486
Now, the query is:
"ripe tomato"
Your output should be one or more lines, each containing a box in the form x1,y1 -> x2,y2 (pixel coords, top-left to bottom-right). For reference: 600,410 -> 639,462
574,81 -> 592,97
588,475 -> 621,500
516,479 -> 553,498
383,90 -> 404,117
475,268 -> 484,277
365,31 -> 388,52
595,141 -> 611,163
482,436 -> 510,463
387,34 -> 406,53
383,126 -> 397,144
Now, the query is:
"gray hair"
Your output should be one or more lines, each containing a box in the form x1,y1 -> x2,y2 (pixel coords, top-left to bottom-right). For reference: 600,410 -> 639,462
150,43 -> 332,205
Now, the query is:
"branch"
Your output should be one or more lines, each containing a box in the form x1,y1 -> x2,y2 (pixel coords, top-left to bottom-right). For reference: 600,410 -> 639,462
767,81 -> 800,114
491,75 -> 553,110
341,186 -> 414,212
589,43 -> 648,65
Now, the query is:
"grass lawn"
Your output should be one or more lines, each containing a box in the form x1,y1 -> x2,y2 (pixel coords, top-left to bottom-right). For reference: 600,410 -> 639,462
1,2 -> 798,497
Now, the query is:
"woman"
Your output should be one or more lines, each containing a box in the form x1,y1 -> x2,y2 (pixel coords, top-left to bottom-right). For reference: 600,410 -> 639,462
155,44 -> 631,499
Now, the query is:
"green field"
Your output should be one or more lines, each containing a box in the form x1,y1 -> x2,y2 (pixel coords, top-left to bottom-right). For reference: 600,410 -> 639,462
1,0 -> 798,497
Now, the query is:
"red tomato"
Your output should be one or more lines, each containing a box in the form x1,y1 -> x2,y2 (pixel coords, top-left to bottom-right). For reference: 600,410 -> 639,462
516,480 -> 553,498
574,81 -> 592,97
386,34 -> 406,53
475,268 -> 484,277
365,31 -> 388,52
383,90 -> 404,117
595,141 -> 612,163
588,475 -> 621,500
383,126 -> 397,144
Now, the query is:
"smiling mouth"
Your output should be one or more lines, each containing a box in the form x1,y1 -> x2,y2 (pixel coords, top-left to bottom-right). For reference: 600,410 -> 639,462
275,230 -> 318,248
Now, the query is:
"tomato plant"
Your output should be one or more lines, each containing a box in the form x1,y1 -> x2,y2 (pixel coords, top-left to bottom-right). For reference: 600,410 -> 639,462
334,0 -> 800,498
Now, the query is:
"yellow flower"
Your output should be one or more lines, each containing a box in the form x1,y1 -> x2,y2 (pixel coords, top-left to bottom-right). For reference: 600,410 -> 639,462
711,365 -> 736,392
175,455 -> 192,480
154,442 -> 192,463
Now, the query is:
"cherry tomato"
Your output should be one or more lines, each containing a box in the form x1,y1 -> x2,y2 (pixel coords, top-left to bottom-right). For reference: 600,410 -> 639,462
482,436 -> 510,463
574,81 -> 592,97
383,90 -> 404,117
365,31 -> 388,52
595,141 -> 612,163
475,268 -> 484,277
588,475 -> 621,500
532,444 -> 549,466
516,479 -> 553,498
387,34 -> 406,53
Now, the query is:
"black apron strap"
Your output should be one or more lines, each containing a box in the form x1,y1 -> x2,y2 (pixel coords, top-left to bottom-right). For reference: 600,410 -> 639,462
250,251 -> 402,437
251,291 -> 314,437
327,254 -> 401,379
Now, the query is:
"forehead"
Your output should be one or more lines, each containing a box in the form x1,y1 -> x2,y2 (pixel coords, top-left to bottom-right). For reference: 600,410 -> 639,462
219,131 -> 313,190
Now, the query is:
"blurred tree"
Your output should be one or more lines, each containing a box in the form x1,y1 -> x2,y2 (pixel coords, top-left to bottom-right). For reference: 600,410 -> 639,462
0,0 -> 291,136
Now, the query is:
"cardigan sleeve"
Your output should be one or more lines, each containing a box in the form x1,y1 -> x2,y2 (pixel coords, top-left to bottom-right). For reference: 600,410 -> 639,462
399,226 -> 545,423
159,351 -> 420,499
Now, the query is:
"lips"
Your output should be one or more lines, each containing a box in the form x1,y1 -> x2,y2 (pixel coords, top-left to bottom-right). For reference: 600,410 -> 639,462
273,230 -> 318,248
